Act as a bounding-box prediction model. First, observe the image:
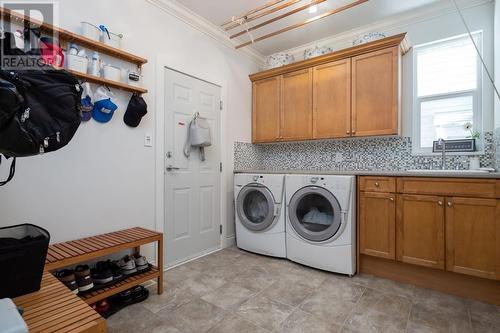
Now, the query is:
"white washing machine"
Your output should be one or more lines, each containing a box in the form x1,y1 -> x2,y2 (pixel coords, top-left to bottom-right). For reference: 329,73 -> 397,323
234,173 -> 286,258
285,174 -> 356,275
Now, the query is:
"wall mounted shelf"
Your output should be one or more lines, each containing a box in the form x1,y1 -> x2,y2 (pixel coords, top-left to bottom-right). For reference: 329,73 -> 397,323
0,6 -> 148,94
67,69 -> 148,94
0,7 -> 147,66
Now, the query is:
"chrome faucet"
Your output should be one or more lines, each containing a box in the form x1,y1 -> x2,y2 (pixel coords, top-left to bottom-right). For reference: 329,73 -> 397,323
438,138 -> 446,170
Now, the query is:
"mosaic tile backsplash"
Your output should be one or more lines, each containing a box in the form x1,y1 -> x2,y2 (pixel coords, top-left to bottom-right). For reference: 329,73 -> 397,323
234,132 -> 496,171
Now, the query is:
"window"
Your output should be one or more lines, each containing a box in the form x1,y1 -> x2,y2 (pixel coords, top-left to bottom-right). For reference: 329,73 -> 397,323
413,32 -> 482,154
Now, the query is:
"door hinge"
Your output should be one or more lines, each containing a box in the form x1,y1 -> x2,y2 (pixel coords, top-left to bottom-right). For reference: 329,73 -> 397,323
220,224 -> 223,235
220,162 -> 222,173
220,100 -> 223,110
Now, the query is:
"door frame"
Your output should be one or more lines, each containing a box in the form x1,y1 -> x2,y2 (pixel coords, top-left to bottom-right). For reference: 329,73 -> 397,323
154,55 -> 228,270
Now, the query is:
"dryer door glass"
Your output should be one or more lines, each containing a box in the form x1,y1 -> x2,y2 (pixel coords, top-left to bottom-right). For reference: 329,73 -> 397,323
237,185 -> 276,232
289,186 -> 342,242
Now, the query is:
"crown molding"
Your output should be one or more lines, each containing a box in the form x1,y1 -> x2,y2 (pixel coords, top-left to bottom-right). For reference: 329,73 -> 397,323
279,0 -> 493,61
145,0 -> 266,67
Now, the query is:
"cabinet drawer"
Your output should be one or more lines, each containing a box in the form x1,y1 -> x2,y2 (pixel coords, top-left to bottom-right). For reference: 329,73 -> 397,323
397,178 -> 500,199
359,177 -> 396,193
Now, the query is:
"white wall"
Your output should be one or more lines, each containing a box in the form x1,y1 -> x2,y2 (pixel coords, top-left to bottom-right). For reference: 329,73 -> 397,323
0,0 -> 257,258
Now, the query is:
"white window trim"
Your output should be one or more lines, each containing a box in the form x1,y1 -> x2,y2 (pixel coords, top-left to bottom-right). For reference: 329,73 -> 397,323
412,31 -> 484,156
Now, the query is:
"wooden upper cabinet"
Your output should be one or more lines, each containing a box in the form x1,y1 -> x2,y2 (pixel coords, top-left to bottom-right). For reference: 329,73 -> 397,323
352,46 -> 400,137
446,198 -> 500,280
396,194 -> 445,270
359,191 -> 396,260
281,69 -> 313,141
313,59 -> 351,139
252,77 -> 281,143
249,34 -> 408,143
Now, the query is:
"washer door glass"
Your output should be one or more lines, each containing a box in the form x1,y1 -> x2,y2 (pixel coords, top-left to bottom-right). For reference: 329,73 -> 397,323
289,186 -> 342,242
237,185 -> 276,232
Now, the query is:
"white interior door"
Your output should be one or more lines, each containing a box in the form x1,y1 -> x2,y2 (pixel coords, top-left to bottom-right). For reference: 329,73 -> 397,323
164,68 -> 221,267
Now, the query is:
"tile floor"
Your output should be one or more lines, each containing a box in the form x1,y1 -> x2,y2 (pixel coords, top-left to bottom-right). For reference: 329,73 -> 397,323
107,247 -> 500,333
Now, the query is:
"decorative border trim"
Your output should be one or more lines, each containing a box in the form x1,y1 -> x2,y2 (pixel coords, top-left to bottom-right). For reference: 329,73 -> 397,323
145,0 -> 266,66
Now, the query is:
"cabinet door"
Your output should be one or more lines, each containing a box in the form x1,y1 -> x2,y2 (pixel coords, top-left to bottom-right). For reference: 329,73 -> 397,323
446,198 -> 500,280
252,77 -> 280,143
396,194 -> 445,269
352,47 -> 399,137
313,59 -> 351,139
359,192 -> 396,259
281,69 -> 313,141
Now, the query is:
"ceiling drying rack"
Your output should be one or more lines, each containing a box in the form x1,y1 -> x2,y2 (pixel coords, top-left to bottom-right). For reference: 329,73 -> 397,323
222,0 -> 369,49
0,6 -> 148,94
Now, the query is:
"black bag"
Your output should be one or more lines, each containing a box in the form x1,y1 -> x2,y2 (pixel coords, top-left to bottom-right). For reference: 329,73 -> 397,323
0,33 -> 83,185
0,223 -> 50,298
0,68 -> 83,157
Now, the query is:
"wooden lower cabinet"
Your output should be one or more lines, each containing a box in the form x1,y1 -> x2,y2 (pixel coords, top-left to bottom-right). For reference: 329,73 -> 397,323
359,192 -> 396,259
396,194 -> 445,270
446,197 -> 500,280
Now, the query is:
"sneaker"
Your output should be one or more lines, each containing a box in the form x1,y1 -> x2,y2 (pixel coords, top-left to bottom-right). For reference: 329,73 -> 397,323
56,269 -> 79,294
74,264 -> 94,292
91,262 -> 113,285
108,260 -> 123,280
133,254 -> 149,272
118,255 -> 137,275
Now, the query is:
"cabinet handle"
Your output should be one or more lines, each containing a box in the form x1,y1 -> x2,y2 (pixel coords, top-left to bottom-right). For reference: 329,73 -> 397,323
447,202 -> 453,208
346,131 -> 351,135
438,201 -> 443,206
375,182 -> 380,187
389,197 -> 394,201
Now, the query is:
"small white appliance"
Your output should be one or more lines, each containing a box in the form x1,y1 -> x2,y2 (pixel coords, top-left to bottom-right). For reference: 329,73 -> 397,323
285,174 -> 356,275
234,173 -> 286,258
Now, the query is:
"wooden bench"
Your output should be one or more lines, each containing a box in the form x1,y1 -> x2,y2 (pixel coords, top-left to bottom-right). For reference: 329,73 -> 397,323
13,271 -> 107,333
13,227 -> 163,332
45,227 -> 164,304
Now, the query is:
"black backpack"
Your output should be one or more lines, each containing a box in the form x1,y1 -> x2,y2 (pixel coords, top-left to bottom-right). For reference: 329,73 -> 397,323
0,68 -> 83,185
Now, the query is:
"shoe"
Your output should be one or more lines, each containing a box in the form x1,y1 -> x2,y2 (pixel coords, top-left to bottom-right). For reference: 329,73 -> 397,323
133,254 -> 149,272
91,262 -> 113,285
118,255 -> 137,275
55,269 -> 79,294
108,260 -> 123,280
74,264 -> 94,292
95,299 -> 110,314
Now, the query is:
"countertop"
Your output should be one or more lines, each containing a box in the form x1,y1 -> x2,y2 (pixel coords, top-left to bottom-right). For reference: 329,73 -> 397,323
233,169 -> 500,179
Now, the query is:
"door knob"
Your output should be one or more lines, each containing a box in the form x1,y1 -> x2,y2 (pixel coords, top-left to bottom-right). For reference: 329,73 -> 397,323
375,182 -> 380,187
447,202 -> 453,208
438,201 -> 443,206
166,165 -> 180,172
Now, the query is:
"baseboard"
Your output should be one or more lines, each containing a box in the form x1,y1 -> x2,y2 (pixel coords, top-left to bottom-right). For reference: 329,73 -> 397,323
360,254 -> 500,305
222,235 -> 236,248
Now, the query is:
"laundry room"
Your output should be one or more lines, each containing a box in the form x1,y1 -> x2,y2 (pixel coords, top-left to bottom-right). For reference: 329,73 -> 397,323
0,0 -> 499,332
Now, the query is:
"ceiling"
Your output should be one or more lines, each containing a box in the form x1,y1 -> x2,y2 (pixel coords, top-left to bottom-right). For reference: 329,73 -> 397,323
175,0 -> 441,55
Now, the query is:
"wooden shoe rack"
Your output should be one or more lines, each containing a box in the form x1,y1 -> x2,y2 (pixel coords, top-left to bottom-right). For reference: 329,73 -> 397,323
45,227 -> 164,304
